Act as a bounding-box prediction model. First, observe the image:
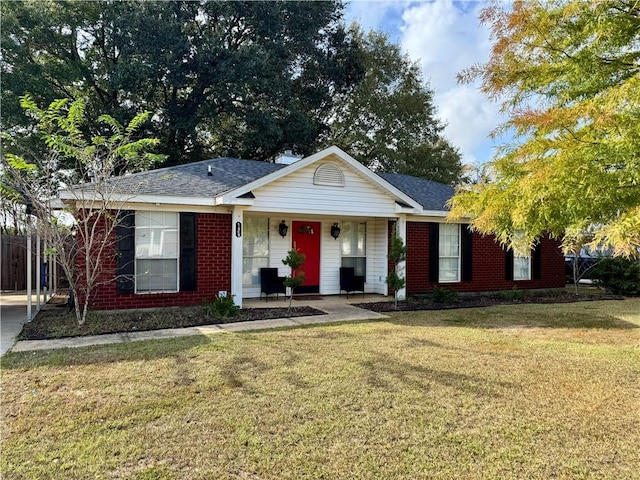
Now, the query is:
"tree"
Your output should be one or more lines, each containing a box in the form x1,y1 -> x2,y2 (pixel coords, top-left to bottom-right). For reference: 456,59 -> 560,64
324,28 -> 463,185
449,0 -> 640,258
1,1 -> 363,166
386,235 -> 407,307
3,95 -> 163,325
282,248 -> 306,315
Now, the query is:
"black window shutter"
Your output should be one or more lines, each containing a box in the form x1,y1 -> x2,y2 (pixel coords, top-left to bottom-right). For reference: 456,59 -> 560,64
462,225 -> 473,282
180,213 -> 197,291
116,210 -> 135,294
532,242 -> 542,280
429,223 -> 440,283
505,248 -> 514,281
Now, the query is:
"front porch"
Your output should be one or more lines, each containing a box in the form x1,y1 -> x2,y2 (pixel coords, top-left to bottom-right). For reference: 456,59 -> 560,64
235,214 -> 404,305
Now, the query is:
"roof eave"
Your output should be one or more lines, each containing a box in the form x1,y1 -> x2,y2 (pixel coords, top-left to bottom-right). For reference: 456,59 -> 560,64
60,189 -> 219,207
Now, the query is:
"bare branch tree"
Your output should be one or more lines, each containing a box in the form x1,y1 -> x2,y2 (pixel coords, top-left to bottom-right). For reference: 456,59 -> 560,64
3,95 -> 163,324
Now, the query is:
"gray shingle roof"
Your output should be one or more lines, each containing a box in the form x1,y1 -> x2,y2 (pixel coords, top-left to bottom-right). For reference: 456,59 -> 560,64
71,156 -> 454,212
376,172 -> 454,211
79,158 -> 286,197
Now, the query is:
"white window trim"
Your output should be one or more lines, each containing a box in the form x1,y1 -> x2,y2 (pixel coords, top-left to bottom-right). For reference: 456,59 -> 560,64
439,223 -> 461,283
135,211 -> 180,294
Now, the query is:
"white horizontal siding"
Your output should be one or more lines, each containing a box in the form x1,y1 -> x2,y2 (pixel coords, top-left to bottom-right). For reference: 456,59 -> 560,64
249,162 -> 398,217
367,218 -> 389,295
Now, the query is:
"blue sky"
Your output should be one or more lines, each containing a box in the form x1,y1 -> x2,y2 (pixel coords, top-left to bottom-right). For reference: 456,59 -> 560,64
344,0 -> 506,165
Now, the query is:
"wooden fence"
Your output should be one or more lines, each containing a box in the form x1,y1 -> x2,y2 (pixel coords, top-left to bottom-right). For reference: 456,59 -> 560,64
1,235 -> 64,291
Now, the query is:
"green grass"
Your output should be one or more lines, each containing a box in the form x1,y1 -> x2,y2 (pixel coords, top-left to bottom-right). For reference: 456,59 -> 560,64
2,299 -> 639,479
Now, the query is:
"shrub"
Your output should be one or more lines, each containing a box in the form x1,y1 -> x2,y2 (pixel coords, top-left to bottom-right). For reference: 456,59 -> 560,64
282,248 -> 306,315
593,258 -> 640,296
203,295 -> 240,318
386,236 -> 407,307
431,286 -> 458,304
499,286 -> 525,301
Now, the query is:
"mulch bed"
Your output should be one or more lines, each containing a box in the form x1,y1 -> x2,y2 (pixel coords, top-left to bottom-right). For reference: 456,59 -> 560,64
19,304 -> 325,341
19,289 -> 623,341
357,290 -> 623,313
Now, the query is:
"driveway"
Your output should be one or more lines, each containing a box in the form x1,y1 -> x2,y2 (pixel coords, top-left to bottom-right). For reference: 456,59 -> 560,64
1,291 -> 29,356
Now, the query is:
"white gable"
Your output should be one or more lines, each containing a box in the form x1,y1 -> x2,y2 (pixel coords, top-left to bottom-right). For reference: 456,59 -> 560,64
217,146 -> 423,215
249,158 -> 398,216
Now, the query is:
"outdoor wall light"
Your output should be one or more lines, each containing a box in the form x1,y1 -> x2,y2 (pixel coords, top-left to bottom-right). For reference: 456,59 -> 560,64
278,220 -> 288,238
330,223 -> 341,240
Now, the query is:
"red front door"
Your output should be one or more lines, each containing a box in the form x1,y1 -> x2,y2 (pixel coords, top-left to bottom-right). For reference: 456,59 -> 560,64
292,221 -> 321,294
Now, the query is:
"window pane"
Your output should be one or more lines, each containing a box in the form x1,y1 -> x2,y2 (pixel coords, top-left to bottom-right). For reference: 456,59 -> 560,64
439,258 -> 459,283
341,257 -> 366,277
136,259 -> 178,292
243,257 -> 269,286
514,256 -> 531,280
242,217 -> 269,286
439,242 -> 459,257
243,217 -> 269,257
136,212 -> 178,259
340,222 -> 353,256
356,223 -> 366,256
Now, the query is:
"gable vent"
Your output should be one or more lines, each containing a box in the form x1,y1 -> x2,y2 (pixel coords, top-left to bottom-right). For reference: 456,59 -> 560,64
314,163 -> 345,187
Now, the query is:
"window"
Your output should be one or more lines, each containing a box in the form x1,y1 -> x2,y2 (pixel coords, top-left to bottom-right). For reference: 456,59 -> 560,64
514,255 -> 531,280
243,217 -> 269,286
341,221 -> 366,276
439,223 -> 460,283
135,211 -> 179,293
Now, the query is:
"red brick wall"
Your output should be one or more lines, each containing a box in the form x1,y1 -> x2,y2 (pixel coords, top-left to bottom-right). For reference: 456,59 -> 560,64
87,212 -> 231,310
406,222 -> 565,295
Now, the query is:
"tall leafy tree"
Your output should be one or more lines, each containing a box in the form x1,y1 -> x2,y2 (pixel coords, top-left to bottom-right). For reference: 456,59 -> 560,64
449,0 -> 640,257
2,0 -> 363,165
324,28 -> 462,185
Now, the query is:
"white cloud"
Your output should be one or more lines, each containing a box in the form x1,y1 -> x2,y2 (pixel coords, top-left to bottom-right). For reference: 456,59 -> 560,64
346,0 -> 506,165
343,0 -> 413,41
399,1 -> 502,164
438,84 -> 502,165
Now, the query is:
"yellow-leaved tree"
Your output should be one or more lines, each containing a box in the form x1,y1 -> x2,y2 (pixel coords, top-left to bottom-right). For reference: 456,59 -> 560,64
448,0 -> 640,258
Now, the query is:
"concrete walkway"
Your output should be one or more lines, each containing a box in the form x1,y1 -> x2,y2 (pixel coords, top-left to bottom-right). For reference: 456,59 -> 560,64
10,296 -> 388,354
1,291 -> 30,357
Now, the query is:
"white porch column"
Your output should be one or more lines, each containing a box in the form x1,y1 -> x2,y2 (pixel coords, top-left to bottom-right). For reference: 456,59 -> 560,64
52,254 -> 57,293
50,251 -> 55,294
231,207 -> 245,308
396,214 -> 407,301
43,238 -> 49,303
36,233 -> 41,312
26,234 -> 32,321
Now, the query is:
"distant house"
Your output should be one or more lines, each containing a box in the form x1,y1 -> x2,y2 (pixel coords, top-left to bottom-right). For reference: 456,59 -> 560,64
60,146 -> 565,310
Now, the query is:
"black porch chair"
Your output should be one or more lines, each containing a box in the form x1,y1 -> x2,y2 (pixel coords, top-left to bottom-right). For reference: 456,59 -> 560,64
260,267 -> 286,302
340,267 -> 365,298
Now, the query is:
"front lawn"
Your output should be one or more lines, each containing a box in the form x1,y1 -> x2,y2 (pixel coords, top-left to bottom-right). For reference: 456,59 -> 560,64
2,299 -> 639,479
